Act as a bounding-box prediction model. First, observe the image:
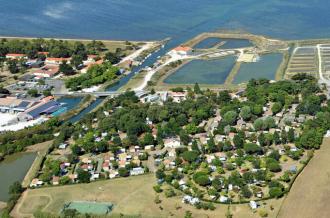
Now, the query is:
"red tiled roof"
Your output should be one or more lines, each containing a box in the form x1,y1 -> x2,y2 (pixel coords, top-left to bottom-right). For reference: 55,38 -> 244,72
46,57 -> 71,62
6,53 -> 26,57
173,46 -> 191,52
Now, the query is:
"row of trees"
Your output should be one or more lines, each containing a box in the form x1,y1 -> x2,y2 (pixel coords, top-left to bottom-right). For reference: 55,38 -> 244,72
0,38 -> 106,59
65,62 -> 119,90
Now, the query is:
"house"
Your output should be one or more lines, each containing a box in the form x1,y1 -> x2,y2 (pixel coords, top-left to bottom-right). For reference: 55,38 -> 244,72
182,195 -> 200,205
144,145 -> 154,151
52,176 -> 60,185
130,167 -> 144,176
30,178 -> 43,188
58,143 -> 68,149
290,165 -> 297,173
168,91 -> 187,103
164,138 -> 181,148
6,53 -> 27,59
219,196 -> 228,203
45,57 -> 71,65
169,46 -> 192,57
33,65 -> 59,78
168,149 -> 177,157
109,169 -> 119,179
249,201 -> 259,210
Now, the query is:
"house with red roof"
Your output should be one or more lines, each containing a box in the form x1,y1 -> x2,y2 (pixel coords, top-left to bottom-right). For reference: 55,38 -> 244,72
45,57 -> 71,65
5,53 -> 27,59
169,46 -> 192,56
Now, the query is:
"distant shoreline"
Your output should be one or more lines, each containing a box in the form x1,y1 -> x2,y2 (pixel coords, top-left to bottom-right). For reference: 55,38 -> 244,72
0,35 -> 156,44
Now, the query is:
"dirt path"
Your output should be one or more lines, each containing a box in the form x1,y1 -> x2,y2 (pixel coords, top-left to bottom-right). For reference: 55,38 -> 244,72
277,138 -> 330,218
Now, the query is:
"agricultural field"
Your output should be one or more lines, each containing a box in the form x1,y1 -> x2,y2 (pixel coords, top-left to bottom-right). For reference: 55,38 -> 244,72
278,138 -> 330,218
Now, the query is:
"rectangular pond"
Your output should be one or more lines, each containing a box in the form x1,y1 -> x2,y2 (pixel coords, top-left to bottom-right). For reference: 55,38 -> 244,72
233,53 -> 283,84
164,56 -> 236,85
220,39 -> 252,49
194,37 -> 221,49
0,153 -> 36,201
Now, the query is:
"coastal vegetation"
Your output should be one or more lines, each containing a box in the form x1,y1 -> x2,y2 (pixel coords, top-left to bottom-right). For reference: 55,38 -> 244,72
65,62 -> 119,91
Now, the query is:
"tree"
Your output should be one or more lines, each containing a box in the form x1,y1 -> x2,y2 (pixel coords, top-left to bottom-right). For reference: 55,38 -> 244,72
269,187 -> 284,198
223,111 -> 238,125
194,83 -> 202,94
258,133 -> 266,146
271,102 -> 283,114
182,150 -> 199,163
233,134 -> 244,148
9,181 -> 23,195
244,143 -> 262,154
193,171 -> 210,186
42,89 -> 52,97
288,128 -> 295,143
241,185 -> 252,198
71,54 -> 84,69
7,59 -> 19,74
184,211 -> 193,218
273,131 -> 281,145
27,89 -> 38,97
218,90 -> 231,105
77,169 -> 90,183
142,132 -> 155,146
104,52 -> 121,64
240,106 -> 252,121
118,167 -> 129,177
59,61 -> 75,75
254,118 -> 264,131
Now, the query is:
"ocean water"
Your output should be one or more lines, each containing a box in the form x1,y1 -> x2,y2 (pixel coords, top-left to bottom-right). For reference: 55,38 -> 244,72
164,57 -> 236,84
1,0 -> 330,41
233,53 -> 283,84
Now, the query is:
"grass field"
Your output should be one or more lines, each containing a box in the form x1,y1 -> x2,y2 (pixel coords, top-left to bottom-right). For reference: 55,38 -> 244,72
277,138 -> 330,218
11,173 -> 285,218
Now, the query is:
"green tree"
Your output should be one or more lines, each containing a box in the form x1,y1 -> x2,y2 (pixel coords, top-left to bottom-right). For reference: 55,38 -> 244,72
77,169 -> 90,183
59,61 -> 75,75
104,52 -> 121,64
71,54 -> 84,69
7,59 -> 19,74
271,102 -> 283,114
240,106 -> 252,121
118,167 -> 130,177
194,83 -> 202,94
223,110 -> 238,125
233,134 -> 244,148
27,89 -> 38,97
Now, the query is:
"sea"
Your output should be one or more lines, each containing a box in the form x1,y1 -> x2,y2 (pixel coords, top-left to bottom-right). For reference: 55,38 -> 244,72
1,0 -> 330,42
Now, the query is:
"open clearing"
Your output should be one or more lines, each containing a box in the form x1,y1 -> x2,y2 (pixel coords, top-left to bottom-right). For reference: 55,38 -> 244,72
278,138 -> 330,218
12,173 -> 283,218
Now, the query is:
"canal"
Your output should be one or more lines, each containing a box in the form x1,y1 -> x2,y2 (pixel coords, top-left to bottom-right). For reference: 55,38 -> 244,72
0,153 -> 36,202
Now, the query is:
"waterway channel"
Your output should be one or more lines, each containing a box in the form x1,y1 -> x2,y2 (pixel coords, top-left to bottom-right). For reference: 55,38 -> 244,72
0,153 -> 36,202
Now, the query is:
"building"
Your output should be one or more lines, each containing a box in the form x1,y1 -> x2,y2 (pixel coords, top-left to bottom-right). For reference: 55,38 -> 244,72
6,53 -> 27,59
249,201 -> 259,210
45,57 -> 71,65
19,97 -> 61,120
0,97 -> 35,113
33,65 -> 59,78
164,138 -> 181,148
30,178 -> 43,188
168,92 -> 187,103
130,167 -> 144,176
169,46 -> 192,57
